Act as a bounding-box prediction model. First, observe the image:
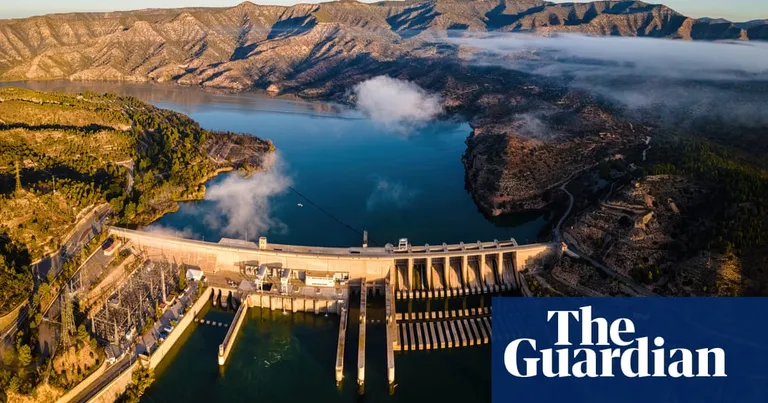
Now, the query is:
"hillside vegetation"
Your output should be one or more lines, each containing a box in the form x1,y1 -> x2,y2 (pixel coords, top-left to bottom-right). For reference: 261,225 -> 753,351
0,86 -> 273,314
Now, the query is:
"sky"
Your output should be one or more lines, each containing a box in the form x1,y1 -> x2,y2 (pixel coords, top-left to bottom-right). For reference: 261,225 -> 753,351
0,0 -> 766,22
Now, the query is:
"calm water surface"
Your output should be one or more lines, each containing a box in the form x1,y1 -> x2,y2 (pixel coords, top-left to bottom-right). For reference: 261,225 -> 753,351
9,81 -> 538,403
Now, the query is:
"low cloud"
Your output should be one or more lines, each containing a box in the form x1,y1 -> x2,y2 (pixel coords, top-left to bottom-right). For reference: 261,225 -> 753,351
366,178 -> 417,211
145,224 -> 199,239
438,32 -> 768,128
202,153 -> 292,238
354,75 -> 442,131
511,112 -> 556,140
443,32 -> 768,81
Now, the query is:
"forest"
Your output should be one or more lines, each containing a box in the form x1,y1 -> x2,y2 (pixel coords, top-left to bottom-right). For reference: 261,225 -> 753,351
652,138 -> 768,294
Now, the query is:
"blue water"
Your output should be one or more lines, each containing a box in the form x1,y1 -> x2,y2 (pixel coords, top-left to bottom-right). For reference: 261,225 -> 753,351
9,81 -> 547,247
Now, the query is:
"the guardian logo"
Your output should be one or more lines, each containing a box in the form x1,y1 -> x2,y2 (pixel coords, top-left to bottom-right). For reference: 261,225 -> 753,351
504,306 -> 727,378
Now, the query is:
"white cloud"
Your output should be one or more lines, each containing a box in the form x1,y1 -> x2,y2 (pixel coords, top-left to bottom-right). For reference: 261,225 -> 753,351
145,224 -> 199,239
353,75 -> 442,131
443,32 -> 768,81
202,153 -> 292,238
437,32 -> 768,128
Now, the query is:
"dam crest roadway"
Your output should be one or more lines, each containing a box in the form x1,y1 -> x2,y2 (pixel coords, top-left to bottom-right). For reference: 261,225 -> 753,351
110,227 -> 558,291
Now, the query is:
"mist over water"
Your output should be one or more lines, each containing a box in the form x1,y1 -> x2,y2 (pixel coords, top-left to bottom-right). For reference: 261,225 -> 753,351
199,153 -> 292,239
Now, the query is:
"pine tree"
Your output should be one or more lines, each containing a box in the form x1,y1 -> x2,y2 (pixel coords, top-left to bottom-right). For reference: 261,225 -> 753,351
15,160 -> 21,193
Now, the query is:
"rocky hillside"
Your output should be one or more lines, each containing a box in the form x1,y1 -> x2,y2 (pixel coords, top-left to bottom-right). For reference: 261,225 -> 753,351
0,1 -> 765,88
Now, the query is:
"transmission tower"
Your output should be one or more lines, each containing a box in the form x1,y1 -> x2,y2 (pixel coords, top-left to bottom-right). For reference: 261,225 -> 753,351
61,284 -> 76,348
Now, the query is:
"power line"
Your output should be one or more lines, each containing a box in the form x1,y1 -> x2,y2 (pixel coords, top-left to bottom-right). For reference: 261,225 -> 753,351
286,185 -> 381,247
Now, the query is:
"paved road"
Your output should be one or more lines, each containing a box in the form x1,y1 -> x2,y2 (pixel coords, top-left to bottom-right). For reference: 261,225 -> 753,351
555,182 -> 574,243
565,244 -> 658,297
71,353 -> 134,403
1,205 -> 112,345
35,204 -> 111,282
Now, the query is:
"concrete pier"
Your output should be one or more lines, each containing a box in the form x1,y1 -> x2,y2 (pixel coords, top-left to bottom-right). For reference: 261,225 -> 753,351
385,282 -> 396,384
437,321 -> 446,348
335,297 -> 349,384
416,321 -> 424,350
218,299 -> 247,366
469,319 -> 481,345
477,318 -> 489,344
357,281 -> 367,386
407,259 -> 414,290
388,318 -> 497,348
408,323 -> 415,352
429,322 -> 438,350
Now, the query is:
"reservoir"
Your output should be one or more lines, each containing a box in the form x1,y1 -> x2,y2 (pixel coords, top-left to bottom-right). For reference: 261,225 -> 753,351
12,81 -> 547,247
9,81 -> 542,402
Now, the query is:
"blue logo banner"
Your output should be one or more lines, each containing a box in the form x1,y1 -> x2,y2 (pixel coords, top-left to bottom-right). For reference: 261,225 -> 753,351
492,298 -> 768,403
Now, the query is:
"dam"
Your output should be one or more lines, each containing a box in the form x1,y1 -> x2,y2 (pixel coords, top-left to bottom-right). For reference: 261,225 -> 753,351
109,226 -> 558,394
110,227 -> 557,291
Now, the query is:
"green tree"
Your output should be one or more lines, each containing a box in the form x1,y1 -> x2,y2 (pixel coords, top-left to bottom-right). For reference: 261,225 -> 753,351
15,160 -> 21,193
77,325 -> 90,347
178,267 -> 186,292
1,349 -> 14,366
123,366 -> 154,403
154,301 -> 161,321
17,345 -> 31,367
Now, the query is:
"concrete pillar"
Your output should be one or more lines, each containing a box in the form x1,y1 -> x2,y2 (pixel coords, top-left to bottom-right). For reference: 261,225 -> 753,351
426,257 -> 432,290
461,255 -> 468,287
407,258 -> 414,290
443,257 -> 449,289
480,254 -> 486,285
497,252 -> 503,284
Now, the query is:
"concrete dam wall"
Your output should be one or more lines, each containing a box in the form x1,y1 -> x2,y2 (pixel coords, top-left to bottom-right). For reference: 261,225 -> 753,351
110,227 -> 559,287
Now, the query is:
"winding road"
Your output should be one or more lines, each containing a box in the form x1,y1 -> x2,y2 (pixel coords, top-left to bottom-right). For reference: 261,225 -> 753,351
553,138 -> 660,298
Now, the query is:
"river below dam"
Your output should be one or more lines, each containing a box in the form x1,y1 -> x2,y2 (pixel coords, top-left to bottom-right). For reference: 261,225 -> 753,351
8,81 -> 542,402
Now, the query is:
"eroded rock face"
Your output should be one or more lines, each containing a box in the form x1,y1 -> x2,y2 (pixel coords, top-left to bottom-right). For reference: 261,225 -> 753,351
463,90 -> 650,216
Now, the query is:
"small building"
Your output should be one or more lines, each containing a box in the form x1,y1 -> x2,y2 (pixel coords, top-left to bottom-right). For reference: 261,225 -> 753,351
397,238 -> 409,251
305,271 -> 336,288
186,268 -> 205,282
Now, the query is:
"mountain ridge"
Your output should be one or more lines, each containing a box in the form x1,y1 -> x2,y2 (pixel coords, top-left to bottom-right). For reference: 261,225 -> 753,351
0,0 -> 766,87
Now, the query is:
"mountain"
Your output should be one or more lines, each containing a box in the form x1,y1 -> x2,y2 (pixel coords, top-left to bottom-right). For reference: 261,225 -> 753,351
0,0 -> 766,87
698,17 -> 731,24
735,19 -> 768,29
